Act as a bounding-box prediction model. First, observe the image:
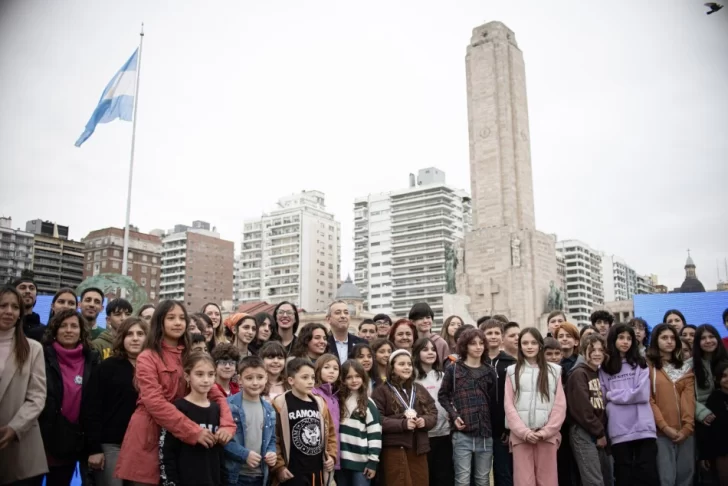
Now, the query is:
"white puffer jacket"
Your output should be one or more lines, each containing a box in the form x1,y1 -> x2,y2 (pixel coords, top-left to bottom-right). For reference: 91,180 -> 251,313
505,362 -> 561,430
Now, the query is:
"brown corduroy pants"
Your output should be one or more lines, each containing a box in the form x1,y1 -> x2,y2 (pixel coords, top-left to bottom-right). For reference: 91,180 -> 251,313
380,446 -> 429,486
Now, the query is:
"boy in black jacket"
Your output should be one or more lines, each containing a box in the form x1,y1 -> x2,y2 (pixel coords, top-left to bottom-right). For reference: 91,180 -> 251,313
482,319 -> 515,486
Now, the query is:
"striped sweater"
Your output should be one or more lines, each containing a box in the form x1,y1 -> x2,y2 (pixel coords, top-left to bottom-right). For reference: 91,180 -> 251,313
339,394 -> 383,472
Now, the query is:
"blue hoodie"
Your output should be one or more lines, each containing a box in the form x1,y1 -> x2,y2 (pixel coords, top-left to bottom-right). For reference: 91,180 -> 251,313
599,360 -> 656,445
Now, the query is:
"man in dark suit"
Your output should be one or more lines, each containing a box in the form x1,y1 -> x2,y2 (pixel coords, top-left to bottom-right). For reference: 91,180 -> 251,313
326,300 -> 365,364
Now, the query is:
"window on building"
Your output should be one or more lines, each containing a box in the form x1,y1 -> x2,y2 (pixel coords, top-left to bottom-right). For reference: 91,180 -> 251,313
112,261 -> 119,269
141,277 -> 147,286
152,256 -> 158,264
128,263 -> 133,272
142,266 -> 147,274
151,279 -> 156,288
86,253 -> 92,261
128,252 -> 134,260
102,249 -> 107,257
113,249 -> 120,257
152,268 -> 157,275
94,251 -> 101,260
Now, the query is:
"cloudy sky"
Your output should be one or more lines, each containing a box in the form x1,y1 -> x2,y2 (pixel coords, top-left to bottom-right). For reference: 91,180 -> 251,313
1,0 -> 726,292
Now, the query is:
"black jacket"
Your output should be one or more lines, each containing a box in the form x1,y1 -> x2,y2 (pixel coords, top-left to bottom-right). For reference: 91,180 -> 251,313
85,356 -> 138,454
485,351 -> 516,436
698,389 -> 728,460
23,312 -> 46,342
39,344 -> 100,459
326,332 -> 365,361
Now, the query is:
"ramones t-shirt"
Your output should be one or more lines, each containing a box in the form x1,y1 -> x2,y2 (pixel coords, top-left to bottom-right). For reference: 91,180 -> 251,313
285,392 -> 324,475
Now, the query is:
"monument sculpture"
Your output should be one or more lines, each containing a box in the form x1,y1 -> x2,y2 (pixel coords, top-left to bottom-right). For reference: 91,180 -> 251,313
547,281 -> 564,312
445,242 -> 459,294
457,21 -> 559,327
77,273 -> 148,312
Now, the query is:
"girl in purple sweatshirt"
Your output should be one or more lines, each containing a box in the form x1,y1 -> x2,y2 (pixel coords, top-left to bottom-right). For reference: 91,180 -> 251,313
600,324 -> 659,486
313,354 -> 341,471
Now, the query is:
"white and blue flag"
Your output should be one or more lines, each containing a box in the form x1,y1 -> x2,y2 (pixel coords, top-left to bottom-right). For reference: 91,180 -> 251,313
75,48 -> 139,147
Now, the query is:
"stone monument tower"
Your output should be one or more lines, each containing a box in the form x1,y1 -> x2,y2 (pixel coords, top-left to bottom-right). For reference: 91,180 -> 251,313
458,21 -> 558,327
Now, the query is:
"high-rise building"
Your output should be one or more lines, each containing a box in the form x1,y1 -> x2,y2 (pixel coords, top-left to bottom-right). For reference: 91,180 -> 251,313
0,217 -> 34,283
82,227 -> 163,302
159,222 -> 234,309
354,168 -> 471,321
601,253 -> 658,302
555,240 -> 605,325
601,253 -> 639,302
636,274 -> 657,295
237,191 -> 341,312
458,22 -> 559,328
25,220 -> 84,295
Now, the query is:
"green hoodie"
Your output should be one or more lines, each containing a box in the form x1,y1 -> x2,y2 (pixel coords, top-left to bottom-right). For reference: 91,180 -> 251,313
92,330 -> 115,360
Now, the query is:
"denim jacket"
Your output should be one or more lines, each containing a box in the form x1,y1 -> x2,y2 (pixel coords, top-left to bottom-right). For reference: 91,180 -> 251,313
223,393 -> 277,486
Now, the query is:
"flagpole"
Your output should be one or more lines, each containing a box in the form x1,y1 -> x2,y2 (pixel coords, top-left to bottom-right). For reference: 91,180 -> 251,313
121,23 -> 144,279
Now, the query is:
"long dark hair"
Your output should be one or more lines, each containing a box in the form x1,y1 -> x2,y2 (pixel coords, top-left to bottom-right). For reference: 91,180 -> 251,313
273,301 -> 300,334
201,302 -> 225,342
647,323 -> 682,370
44,309 -> 91,350
602,324 -> 646,375
145,300 -> 191,360
412,337 -> 443,379
385,351 -> 428,413
339,359 -> 370,420
370,338 -> 393,387
48,287 -> 77,322
291,322 -> 328,359
191,312 -> 215,350
514,327 -> 554,402
254,312 -> 278,345
663,309 -> 686,328
693,324 -> 728,388
112,317 -> 149,360
0,286 -> 29,366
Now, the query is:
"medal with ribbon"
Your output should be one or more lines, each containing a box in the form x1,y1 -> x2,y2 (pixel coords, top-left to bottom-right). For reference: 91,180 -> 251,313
388,383 -> 417,419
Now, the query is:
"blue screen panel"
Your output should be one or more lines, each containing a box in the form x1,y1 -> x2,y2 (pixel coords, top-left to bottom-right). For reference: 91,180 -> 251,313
633,292 -> 728,337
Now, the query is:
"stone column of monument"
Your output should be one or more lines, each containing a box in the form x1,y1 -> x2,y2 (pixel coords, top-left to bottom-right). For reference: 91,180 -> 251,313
459,21 -> 559,328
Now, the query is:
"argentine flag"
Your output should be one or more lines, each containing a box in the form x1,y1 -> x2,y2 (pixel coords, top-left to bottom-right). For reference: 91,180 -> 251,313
75,48 -> 139,147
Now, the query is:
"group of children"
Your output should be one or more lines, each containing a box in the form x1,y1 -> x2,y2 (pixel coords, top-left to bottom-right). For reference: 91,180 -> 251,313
7,277 -> 728,486
100,305 -> 728,486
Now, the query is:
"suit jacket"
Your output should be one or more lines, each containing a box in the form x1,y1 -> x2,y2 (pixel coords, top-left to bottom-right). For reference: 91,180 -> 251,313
327,332 -> 365,363
0,338 -> 48,484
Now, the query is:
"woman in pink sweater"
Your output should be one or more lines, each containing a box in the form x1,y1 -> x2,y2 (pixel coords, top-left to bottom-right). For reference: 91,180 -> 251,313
115,300 -> 236,485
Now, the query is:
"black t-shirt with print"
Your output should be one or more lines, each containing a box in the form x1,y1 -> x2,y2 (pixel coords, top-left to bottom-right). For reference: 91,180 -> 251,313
285,392 -> 324,475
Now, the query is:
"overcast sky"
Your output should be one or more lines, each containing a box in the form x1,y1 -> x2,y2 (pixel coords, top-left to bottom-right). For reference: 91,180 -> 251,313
1,0 -> 726,292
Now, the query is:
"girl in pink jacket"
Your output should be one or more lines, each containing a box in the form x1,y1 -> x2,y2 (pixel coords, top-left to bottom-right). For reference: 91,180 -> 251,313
115,300 -> 236,485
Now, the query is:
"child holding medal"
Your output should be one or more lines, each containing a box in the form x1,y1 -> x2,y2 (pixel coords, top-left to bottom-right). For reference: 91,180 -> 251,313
371,349 -> 437,486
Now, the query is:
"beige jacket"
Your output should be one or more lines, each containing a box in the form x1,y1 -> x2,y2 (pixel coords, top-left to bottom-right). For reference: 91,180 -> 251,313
0,338 -> 48,485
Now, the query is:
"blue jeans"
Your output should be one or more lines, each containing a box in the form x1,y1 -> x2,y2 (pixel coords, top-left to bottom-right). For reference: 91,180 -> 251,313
335,469 -> 371,486
236,474 -> 264,486
452,431 -> 492,486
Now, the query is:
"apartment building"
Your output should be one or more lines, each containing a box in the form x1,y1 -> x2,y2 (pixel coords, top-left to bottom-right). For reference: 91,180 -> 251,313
26,220 -> 84,294
159,221 -> 234,310
237,191 -> 341,312
354,168 -> 471,323
555,240 -> 605,326
0,217 -> 33,283
82,226 -> 163,302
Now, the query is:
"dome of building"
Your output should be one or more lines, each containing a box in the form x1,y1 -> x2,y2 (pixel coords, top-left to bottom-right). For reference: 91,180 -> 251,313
678,251 -> 705,293
679,278 -> 706,293
336,275 -> 362,300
